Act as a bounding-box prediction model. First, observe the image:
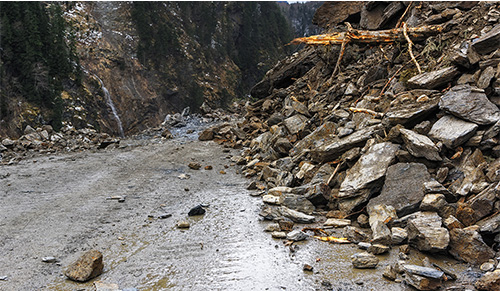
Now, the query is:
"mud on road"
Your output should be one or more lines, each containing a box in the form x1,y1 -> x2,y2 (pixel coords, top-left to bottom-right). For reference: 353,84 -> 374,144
0,133 -> 468,290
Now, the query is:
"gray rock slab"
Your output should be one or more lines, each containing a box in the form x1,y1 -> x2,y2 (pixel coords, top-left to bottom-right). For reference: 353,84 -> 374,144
310,124 -> 384,162
428,115 -> 478,148
407,212 -> 449,252
403,264 -> 444,279
338,142 -> 399,213
383,97 -> 439,126
400,129 -> 441,161
407,67 -> 460,89
278,206 -> 315,223
472,23 -> 500,55
439,85 -> 500,125
290,122 -> 337,157
368,163 -> 431,217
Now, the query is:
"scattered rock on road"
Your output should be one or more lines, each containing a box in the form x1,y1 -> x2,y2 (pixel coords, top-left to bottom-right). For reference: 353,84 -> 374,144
64,249 -> 104,282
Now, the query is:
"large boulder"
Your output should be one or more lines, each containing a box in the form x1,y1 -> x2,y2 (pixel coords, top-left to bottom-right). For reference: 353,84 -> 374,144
449,226 -> 495,265
439,85 -> 500,125
368,163 -> 431,217
250,48 -> 319,99
338,142 -> 399,213
428,115 -> 478,148
407,212 -> 449,252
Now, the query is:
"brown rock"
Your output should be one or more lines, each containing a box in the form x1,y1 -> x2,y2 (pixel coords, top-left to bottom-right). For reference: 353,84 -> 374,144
64,250 -> 104,282
475,270 -> 500,291
188,162 -> 201,170
198,128 -> 214,141
449,227 -> 495,265
312,2 -> 364,29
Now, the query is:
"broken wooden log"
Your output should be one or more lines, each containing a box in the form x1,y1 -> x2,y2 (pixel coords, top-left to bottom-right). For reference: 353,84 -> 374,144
290,24 -> 443,46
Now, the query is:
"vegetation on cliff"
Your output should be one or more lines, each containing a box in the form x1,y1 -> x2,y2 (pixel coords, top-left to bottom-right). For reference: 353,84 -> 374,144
0,2 -> 80,131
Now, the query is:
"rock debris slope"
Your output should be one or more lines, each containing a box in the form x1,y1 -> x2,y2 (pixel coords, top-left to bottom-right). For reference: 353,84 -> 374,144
200,2 -> 500,289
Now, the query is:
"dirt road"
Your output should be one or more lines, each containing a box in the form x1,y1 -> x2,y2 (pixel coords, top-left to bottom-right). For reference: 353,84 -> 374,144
0,130 -> 465,290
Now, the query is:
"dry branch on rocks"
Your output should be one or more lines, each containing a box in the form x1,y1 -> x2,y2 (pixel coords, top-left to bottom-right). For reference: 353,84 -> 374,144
290,24 -> 443,46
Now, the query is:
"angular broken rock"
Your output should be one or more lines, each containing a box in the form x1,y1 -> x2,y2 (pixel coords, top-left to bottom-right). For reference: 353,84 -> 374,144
407,66 -> 459,89
369,163 -> 431,217
323,218 -> 351,228
472,23 -> 500,55
188,162 -> 202,170
368,204 -> 397,245
439,85 -> 500,125
262,194 -> 283,205
64,250 -> 104,282
342,226 -> 370,243
278,206 -> 315,223
420,194 -> 447,213
309,124 -> 384,162
338,142 -> 399,213
188,205 -> 206,216
407,212 -> 449,252
286,229 -> 308,241
367,244 -> 390,255
391,227 -> 408,245
399,129 -> 441,161
428,115 -> 478,149
351,252 -> 379,269
283,114 -> 308,135
283,194 -> 315,214
383,97 -> 439,126
449,226 -> 495,265
290,122 -> 337,157
403,264 -> 444,291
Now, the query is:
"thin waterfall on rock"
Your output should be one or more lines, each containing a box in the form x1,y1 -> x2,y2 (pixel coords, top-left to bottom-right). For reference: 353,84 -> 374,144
94,74 -> 125,138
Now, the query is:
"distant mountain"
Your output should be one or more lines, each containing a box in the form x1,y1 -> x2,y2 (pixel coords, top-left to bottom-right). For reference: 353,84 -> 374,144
277,1 -> 324,37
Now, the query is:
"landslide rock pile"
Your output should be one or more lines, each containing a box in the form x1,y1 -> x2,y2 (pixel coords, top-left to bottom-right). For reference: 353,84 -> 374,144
201,1 -> 500,287
0,124 -> 119,165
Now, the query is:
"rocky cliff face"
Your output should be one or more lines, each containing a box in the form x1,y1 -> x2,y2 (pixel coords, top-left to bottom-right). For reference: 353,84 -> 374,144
1,1 -> 293,138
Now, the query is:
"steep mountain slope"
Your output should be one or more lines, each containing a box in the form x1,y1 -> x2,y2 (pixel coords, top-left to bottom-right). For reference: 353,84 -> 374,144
1,1 -> 294,138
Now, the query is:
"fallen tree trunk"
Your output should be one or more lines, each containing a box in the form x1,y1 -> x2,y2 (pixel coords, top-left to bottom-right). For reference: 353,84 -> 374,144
290,24 -> 443,46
